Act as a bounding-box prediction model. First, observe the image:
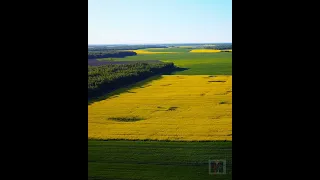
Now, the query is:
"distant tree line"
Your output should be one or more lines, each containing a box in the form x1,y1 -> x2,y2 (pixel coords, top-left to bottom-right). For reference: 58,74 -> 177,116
88,45 -> 168,51
88,62 -> 177,99
197,44 -> 232,50
88,51 -> 137,59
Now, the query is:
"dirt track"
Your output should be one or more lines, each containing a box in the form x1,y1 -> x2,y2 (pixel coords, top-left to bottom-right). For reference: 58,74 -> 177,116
88,59 -> 163,66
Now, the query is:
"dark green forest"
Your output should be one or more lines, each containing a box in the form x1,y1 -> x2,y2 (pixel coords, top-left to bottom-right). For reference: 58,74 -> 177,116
88,50 -> 137,59
88,62 -> 177,99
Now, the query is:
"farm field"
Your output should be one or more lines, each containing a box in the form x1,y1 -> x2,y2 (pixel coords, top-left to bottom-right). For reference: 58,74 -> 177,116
98,51 -> 232,75
142,47 -> 192,53
177,46 -> 193,48
89,0 -> 232,179
89,45 -> 232,179
130,49 -> 178,54
89,140 -> 232,180
190,49 -> 221,53
88,75 -> 232,141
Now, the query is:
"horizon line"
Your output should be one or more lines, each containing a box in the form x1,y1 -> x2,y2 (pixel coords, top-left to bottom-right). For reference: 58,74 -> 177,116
88,42 -> 232,45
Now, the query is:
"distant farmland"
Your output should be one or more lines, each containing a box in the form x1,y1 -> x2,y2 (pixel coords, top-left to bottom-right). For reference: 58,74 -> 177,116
98,52 -> 232,75
190,49 -> 221,53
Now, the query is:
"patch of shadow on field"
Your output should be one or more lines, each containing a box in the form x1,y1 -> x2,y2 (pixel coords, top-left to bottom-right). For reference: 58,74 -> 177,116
203,75 -> 216,78
160,84 -> 172,86
108,116 -> 145,122
216,90 -> 232,95
154,106 -> 167,111
88,75 -> 163,105
219,101 -> 231,105
208,80 -> 226,83
154,106 -> 179,112
167,106 -> 178,111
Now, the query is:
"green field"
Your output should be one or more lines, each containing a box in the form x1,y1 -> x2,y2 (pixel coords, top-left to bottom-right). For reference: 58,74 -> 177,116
89,140 -> 232,180
99,51 -> 232,75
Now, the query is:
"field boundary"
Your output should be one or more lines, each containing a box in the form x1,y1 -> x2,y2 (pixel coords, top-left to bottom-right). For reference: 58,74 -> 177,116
88,138 -> 232,142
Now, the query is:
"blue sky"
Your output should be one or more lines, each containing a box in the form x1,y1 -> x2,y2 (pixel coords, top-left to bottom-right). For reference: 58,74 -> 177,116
88,0 -> 232,44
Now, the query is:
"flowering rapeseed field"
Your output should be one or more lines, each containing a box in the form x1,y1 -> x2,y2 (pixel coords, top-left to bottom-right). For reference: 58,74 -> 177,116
131,50 -> 178,54
88,75 -> 232,141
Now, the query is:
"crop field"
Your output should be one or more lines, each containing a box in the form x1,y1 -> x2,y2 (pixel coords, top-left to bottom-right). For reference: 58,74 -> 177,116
98,52 -> 232,75
177,46 -> 194,48
89,140 -> 232,180
143,47 -> 192,53
130,49 -> 178,54
88,75 -> 232,141
89,45 -> 232,179
190,49 -> 222,53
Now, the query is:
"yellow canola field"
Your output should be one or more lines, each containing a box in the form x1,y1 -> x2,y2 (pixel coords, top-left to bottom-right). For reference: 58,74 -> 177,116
190,49 -> 222,53
130,50 -> 178,54
88,75 -> 232,141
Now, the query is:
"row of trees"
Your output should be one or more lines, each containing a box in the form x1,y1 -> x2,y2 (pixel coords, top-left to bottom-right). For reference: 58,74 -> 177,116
196,43 -> 232,50
88,51 -> 137,59
88,62 -> 176,98
88,45 -> 167,51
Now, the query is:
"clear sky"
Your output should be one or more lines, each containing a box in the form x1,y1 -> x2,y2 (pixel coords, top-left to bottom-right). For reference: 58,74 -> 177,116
88,0 -> 232,44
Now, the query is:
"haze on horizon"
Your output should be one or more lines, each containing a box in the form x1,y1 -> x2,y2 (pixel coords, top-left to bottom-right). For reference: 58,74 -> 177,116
88,0 -> 232,45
